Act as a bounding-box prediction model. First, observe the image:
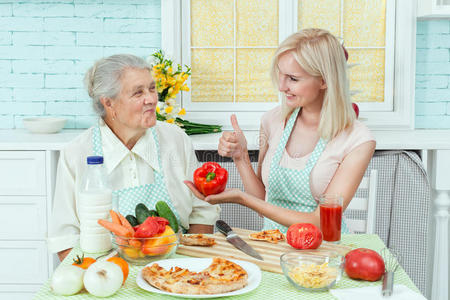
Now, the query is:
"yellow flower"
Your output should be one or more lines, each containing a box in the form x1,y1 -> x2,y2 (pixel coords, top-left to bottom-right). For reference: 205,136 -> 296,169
181,84 -> 190,92
178,108 -> 186,116
165,106 -> 173,114
166,118 -> 174,123
156,106 -> 160,113
168,77 -> 176,86
168,67 -> 173,74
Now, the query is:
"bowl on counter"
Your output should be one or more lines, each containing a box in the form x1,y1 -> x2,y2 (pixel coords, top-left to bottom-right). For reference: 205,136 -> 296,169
280,251 -> 344,292
22,117 -> 67,134
112,229 -> 181,265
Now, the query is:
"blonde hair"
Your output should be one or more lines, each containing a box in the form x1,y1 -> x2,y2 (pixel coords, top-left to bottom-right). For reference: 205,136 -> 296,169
270,28 -> 355,140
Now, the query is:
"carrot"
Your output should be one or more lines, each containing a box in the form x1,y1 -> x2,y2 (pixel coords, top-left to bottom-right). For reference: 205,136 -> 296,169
117,212 -> 134,235
98,219 -> 132,237
116,212 -> 140,247
110,210 -> 121,225
115,236 -> 129,246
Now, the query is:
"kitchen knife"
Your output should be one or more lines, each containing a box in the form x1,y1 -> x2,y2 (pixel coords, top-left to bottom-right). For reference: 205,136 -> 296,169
216,220 -> 264,261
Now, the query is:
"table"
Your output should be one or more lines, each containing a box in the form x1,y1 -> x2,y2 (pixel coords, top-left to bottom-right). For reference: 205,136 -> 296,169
34,234 -> 422,299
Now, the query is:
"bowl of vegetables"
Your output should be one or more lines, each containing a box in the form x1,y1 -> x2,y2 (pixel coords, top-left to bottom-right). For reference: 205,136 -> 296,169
100,201 -> 181,265
112,225 -> 180,265
280,251 -> 344,292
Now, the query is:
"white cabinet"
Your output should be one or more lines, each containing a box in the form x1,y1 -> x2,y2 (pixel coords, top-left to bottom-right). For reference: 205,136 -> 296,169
0,150 -> 58,300
0,151 -> 46,195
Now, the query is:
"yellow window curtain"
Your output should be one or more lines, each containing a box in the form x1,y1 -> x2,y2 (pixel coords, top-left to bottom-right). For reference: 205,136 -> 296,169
298,0 -> 387,103
190,0 -> 278,103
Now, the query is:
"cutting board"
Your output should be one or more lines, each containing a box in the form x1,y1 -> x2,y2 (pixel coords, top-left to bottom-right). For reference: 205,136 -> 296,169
176,228 -> 352,274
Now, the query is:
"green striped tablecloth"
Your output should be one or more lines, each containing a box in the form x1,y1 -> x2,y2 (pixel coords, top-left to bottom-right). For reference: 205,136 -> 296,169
34,234 -> 422,299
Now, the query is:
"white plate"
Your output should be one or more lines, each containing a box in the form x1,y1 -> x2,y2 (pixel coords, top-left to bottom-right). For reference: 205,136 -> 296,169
136,257 -> 262,298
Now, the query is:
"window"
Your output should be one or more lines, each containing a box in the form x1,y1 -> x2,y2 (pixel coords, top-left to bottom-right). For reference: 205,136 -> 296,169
162,0 -> 416,130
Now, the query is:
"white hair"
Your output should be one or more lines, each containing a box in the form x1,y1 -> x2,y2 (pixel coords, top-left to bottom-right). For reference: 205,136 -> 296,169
84,54 -> 151,117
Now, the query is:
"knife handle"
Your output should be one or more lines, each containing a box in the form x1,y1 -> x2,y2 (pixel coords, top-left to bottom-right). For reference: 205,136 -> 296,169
216,220 -> 233,235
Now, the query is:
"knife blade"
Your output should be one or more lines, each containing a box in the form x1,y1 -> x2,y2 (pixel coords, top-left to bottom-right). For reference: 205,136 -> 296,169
216,220 -> 264,261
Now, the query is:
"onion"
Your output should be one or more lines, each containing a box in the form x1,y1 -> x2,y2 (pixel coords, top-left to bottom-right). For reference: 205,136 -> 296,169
50,265 -> 84,296
84,261 -> 123,297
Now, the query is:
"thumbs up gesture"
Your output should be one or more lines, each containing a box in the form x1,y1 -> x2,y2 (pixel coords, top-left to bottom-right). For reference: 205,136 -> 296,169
218,114 -> 248,160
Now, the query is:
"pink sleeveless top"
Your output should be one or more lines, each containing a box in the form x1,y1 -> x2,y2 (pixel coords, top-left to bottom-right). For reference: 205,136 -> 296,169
260,106 -> 375,201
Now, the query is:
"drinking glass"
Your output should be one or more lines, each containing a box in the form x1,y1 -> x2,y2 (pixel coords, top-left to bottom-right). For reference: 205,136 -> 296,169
319,194 -> 343,243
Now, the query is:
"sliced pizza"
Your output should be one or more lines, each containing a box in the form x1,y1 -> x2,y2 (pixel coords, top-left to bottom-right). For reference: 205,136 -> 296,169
141,257 -> 248,295
249,229 -> 285,244
180,234 -> 216,247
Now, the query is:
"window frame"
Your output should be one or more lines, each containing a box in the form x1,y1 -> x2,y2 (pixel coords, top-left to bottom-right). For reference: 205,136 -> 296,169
162,0 -> 416,130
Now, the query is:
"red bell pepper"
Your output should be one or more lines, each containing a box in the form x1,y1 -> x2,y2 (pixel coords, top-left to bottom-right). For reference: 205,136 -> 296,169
193,162 -> 228,196
134,216 -> 169,238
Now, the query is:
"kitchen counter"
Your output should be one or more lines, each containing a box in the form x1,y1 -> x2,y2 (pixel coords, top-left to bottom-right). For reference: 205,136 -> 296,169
1,128 -> 450,150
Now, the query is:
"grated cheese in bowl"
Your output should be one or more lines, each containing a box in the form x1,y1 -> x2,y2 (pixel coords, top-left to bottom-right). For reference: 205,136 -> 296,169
280,252 -> 343,292
288,262 -> 338,289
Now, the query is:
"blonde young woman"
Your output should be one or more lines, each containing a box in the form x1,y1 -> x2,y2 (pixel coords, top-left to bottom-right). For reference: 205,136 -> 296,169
49,54 -> 220,261
185,28 -> 376,233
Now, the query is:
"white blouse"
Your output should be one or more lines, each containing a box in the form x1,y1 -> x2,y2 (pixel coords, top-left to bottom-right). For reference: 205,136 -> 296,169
47,120 -> 221,253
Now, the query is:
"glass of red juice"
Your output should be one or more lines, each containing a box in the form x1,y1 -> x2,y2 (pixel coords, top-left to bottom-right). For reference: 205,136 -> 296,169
319,194 -> 343,243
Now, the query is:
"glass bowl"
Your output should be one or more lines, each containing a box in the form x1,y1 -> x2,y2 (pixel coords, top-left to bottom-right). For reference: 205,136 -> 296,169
280,251 -> 344,292
112,230 -> 180,265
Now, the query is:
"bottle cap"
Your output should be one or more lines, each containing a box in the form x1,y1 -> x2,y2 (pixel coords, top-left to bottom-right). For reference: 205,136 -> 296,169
87,156 -> 104,164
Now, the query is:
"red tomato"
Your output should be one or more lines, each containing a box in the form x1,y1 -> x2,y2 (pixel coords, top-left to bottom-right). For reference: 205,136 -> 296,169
352,103 -> 359,118
286,223 -> 323,250
134,216 -> 168,238
344,248 -> 385,281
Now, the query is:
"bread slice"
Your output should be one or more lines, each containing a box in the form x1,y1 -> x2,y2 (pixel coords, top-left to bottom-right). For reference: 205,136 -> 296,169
249,229 -> 285,244
180,234 -> 216,247
142,257 -> 248,295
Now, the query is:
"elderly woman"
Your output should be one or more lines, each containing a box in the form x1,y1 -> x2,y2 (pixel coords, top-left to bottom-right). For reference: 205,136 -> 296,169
48,54 -> 220,261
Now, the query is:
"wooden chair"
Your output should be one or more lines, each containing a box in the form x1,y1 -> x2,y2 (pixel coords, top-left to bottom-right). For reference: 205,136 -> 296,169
345,169 -> 378,234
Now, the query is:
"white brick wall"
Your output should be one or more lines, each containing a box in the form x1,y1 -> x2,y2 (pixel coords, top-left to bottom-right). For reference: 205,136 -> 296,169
0,3 -> 447,130
0,0 -> 161,129
415,20 -> 450,129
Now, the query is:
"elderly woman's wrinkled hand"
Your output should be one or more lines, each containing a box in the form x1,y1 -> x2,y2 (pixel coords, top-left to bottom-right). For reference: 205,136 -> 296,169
218,114 -> 247,160
184,180 -> 243,205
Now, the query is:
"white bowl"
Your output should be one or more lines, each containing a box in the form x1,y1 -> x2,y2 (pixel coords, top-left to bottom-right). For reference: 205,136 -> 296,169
22,117 -> 67,134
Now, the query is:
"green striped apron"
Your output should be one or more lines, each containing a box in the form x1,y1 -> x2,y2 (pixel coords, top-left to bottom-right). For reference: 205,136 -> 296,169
264,108 -> 349,234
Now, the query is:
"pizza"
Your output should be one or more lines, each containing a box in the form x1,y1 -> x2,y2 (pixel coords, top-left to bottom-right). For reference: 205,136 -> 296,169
249,229 -> 285,244
180,234 -> 216,247
141,257 -> 248,295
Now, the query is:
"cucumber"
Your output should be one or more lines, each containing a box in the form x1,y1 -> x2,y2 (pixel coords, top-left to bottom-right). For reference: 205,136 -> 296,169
155,201 -> 179,233
125,215 -> 139,227
149,210 -> 158,217
135,203 -> 152,224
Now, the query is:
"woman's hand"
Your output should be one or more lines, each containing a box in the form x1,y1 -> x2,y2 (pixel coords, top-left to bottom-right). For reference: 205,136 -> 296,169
184,180 -> 244,205
218,115 -> 248,160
